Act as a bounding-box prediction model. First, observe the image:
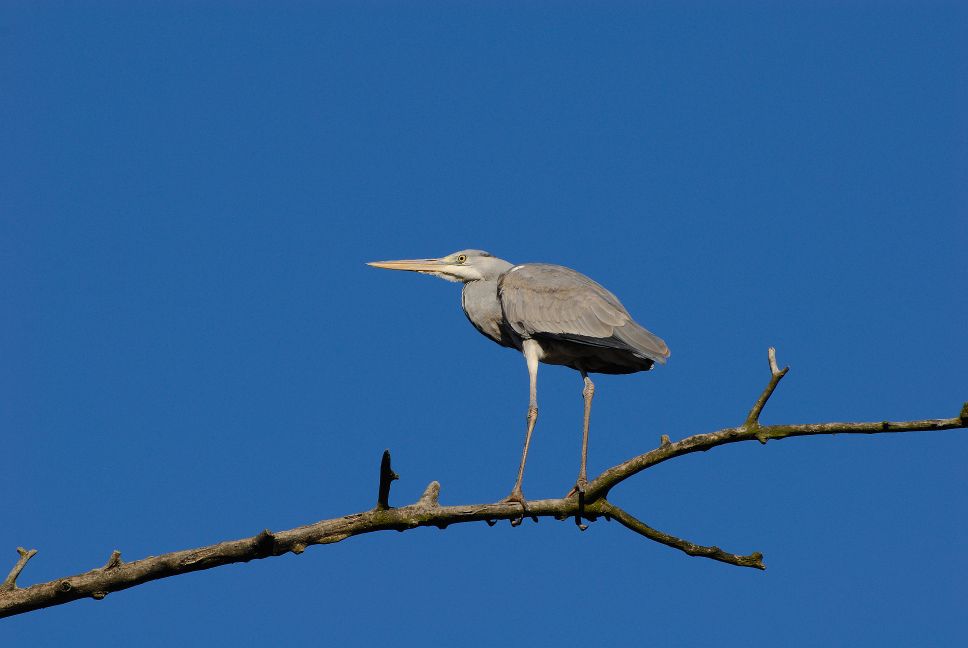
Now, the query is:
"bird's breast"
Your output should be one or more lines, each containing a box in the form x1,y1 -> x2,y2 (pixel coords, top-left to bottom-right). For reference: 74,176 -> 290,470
461,280 -> 516,349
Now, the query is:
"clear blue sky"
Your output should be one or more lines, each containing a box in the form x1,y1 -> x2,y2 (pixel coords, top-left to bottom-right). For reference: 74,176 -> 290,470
2,2 -> 966,646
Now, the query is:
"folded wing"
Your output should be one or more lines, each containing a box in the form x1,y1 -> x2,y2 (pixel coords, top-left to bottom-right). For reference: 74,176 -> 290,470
498,264 -> 669,364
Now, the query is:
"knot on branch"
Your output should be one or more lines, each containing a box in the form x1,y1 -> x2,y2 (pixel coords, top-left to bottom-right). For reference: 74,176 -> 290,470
103,550 -> 122,571
417,481 -> 440,508
254,530 -> 276,556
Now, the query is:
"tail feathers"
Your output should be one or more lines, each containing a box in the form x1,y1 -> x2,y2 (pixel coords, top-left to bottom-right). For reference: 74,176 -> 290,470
614,322 -> 670,364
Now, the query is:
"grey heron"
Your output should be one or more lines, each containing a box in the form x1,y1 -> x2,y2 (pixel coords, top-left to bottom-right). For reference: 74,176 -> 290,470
368,249 -> 669,506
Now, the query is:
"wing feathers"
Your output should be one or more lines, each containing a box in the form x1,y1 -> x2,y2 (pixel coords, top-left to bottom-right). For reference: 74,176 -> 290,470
613,321 -> 670,364
498,264 -> 669,362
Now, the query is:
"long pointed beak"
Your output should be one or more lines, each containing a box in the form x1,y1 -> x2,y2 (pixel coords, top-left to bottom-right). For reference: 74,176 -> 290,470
366,258 -> 448,272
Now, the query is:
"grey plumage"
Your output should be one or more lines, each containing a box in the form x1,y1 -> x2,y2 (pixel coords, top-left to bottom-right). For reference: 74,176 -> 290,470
368,249 -> 669,503
497,263 -> 669,374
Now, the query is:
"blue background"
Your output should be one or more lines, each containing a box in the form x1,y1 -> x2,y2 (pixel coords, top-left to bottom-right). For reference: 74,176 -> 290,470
2,2 -> 966,645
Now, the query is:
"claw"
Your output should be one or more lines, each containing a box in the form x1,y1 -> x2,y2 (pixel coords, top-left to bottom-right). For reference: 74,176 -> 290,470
502,489 -> 528,527
574,485 -> 589,531
566,477 -> 588,499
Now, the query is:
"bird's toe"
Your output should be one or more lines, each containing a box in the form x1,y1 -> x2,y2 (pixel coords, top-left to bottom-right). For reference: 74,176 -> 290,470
566,477 -> 588,499
502,489 -> 528,507
502,489 -> 533,526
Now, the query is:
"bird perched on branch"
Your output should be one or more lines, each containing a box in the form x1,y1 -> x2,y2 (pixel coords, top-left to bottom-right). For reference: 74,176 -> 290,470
368,249 -> 669,507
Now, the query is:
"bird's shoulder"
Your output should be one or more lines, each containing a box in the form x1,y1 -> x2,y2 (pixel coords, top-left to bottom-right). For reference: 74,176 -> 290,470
499,263 -> 624,305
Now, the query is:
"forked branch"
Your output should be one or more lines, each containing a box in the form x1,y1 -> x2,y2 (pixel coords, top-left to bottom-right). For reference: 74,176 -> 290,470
2,349 -> 964,618
746,346 -> 789,427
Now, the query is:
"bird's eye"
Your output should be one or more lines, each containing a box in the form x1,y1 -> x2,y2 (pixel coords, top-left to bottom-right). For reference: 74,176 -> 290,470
456,254 -> 467,264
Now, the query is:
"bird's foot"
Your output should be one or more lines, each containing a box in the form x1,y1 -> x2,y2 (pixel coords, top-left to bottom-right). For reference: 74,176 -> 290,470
566,477 -> 588,499
502,488 -> 534,526
566,478 -> 590,531
502,488 -> 527,506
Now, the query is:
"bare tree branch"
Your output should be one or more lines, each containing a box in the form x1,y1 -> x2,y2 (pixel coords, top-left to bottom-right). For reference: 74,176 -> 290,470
598,502 -> 765,569
2,349 -> 964,618
585,411 -> 966,503
585,348 -> 965,501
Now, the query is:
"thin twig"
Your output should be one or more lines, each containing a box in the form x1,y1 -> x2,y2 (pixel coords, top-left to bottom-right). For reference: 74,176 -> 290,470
599,502 -> 764,569
1,548 -> 38,592
745,346 -> 789,428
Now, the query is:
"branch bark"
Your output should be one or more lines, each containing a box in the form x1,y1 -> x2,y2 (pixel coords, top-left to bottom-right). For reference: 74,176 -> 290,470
2,349 -> 965,618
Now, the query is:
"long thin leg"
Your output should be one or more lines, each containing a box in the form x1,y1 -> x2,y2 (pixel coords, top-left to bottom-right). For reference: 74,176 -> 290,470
575,371 -> 594,495
506,339 -> 541,504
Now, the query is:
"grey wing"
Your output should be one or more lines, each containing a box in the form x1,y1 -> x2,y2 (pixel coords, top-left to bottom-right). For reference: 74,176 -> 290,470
498,264 -> 670,363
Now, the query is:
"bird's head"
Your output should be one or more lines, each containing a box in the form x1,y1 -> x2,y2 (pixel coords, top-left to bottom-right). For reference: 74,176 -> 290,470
367,249 -> 511,283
